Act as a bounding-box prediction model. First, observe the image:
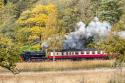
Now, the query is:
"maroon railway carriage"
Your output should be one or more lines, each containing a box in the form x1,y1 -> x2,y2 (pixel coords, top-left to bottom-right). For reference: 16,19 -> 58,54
48,48 -> 109,60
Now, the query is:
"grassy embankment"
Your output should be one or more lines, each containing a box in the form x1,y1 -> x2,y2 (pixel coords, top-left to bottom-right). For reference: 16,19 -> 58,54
0,60 -> 125,83
0,60 -> 114,72
0,67 -> 125,83
15,60 -> 114,72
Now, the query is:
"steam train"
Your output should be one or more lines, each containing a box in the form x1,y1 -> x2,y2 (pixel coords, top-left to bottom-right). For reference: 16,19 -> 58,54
21,48 -> 109,61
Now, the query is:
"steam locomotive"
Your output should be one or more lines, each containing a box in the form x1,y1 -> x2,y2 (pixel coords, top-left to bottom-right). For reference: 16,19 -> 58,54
21,48 -> 109,61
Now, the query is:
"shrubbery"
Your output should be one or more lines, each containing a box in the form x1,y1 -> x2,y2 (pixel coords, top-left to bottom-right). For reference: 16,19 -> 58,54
0,34 -> 20,73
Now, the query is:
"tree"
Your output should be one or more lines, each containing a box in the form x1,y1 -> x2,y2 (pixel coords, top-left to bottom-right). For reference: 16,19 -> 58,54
112,13 -> 125,31
79,0 -> 95,24
0,0 -> 39,39
93,0 -> 124,24
0,34 -> 20,74
58,0 -> 81,33
17,4 -> 64,50
0,2 -> 19,38
15,27 -> 31,44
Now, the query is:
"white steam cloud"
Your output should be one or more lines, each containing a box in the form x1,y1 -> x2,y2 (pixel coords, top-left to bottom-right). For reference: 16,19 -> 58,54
64,17 -> 112,49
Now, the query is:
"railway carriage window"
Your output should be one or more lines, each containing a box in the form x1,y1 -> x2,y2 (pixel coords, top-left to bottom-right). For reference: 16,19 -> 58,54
57,52 -> 59,55
92,51 -> 95,54
56,52 -> 58,55
81,51 -> 83,54
86,51 -> 90,54
98,51 -> 100,54
75,52 -> 78,55
72,52 -> 75,55
62,52 -> 64,56
66,52 -> 68,55
81,51 -> 84,54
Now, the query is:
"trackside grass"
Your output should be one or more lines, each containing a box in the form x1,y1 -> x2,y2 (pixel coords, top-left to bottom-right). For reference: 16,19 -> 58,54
15,60 -> 114,72
0,67 -> 125,83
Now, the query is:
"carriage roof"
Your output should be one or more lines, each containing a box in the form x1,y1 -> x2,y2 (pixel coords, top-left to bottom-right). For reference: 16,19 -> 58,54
49,48 -> 99,52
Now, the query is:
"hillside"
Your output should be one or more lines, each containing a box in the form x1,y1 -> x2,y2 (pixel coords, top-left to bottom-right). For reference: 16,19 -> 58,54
0,0 -> 125,73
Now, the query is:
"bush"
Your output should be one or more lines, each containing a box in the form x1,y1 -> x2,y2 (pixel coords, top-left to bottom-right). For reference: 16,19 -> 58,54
0,34 -> 20,74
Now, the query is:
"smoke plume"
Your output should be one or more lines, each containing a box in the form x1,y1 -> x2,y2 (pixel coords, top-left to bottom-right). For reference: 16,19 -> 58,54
64,17 -> 112,49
